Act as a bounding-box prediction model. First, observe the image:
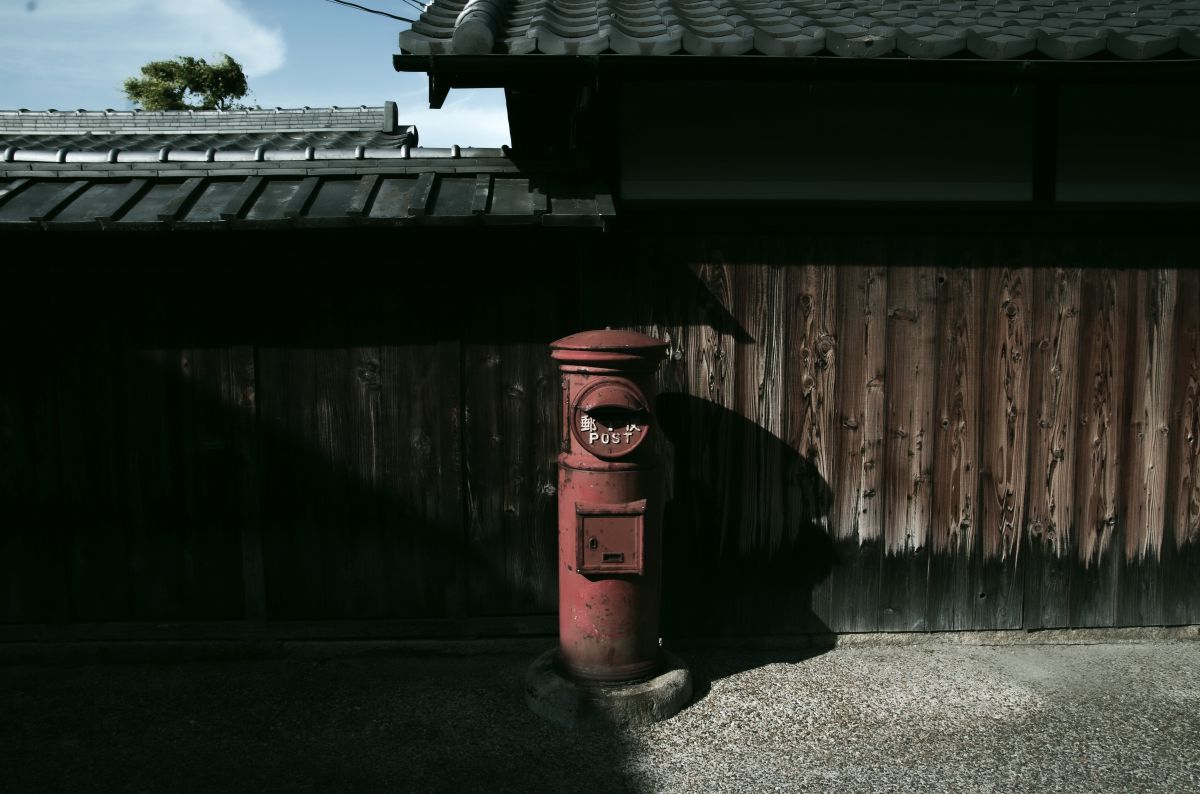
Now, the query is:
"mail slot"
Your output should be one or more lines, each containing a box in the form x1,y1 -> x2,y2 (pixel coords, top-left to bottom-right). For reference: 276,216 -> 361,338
551,330 -> 667,683
571,381 -> 650,460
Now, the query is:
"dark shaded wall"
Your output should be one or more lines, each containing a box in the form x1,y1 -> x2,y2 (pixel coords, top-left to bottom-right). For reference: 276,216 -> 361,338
0,231 -> 575,636
1,224 -> 1197,637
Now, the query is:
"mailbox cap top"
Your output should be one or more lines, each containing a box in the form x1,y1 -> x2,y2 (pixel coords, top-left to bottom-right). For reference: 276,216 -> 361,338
551,329 -> 668,355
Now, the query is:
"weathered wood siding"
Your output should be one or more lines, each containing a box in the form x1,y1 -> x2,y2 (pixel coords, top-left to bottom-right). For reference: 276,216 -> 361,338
0,232 -> 1197,636
589,233 -> 1200,634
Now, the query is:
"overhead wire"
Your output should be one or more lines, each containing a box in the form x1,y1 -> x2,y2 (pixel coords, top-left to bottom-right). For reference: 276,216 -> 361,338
321,0 -> 423,23
397,0 -> 428,14
392,0 -> 429,15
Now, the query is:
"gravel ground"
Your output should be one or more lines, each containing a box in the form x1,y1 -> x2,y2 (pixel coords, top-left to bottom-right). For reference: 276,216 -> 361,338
2,638 -> 1198,793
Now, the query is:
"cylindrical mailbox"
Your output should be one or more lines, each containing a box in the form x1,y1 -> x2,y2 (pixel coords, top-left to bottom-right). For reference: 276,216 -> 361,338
550,329 -> 668,683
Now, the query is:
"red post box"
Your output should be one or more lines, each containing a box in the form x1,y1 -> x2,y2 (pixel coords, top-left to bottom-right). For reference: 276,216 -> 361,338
550,329 -> 668,682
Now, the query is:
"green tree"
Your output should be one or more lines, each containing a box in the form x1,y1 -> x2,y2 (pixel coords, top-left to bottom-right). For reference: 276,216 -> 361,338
123,54 -> 249,111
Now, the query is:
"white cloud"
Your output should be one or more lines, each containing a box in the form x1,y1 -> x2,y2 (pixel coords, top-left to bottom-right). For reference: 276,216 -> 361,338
0,0 -> 284,107
0,2 -> 510,145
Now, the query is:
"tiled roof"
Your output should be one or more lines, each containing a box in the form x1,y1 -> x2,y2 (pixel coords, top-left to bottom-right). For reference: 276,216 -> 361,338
0,103 -> 614,230
0,104 -> 400,133
0,168 -> 615,231
0,129 -> 413,157
398,0 -> 1200,58
0,144 -> 511,174
0,103 -> 418,166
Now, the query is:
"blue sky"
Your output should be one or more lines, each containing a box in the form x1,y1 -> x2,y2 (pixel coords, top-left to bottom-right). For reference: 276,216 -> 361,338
0,0 -> 510,146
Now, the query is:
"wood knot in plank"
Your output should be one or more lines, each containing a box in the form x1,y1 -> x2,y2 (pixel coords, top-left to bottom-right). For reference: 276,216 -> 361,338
356,364 -> 381,389
409,428 -> 432,457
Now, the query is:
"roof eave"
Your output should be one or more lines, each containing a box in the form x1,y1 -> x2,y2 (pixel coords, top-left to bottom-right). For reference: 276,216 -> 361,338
396,53 -> 1200,104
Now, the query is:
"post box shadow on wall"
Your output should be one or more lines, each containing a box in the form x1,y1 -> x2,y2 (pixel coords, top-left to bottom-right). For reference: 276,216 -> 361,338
656,393 -> 837,701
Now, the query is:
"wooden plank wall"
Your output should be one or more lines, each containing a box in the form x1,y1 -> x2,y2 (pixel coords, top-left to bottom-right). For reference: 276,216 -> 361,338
584,233 -> 1200,635
0,290 -> 248,624
1,233 -> 1197,635
0,253 -> 554,630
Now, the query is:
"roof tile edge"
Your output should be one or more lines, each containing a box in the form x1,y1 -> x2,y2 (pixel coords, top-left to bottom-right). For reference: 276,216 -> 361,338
0,105 -> 401,135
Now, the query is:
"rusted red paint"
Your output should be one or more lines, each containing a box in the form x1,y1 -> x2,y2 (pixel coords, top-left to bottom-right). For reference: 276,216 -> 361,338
550,330 -> 667,682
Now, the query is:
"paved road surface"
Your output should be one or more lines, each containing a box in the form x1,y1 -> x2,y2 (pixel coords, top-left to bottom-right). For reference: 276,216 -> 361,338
3,637 -> 1197,792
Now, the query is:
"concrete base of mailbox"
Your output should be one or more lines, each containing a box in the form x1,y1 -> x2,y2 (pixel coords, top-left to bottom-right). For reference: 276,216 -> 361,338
525,647 -> 692,729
